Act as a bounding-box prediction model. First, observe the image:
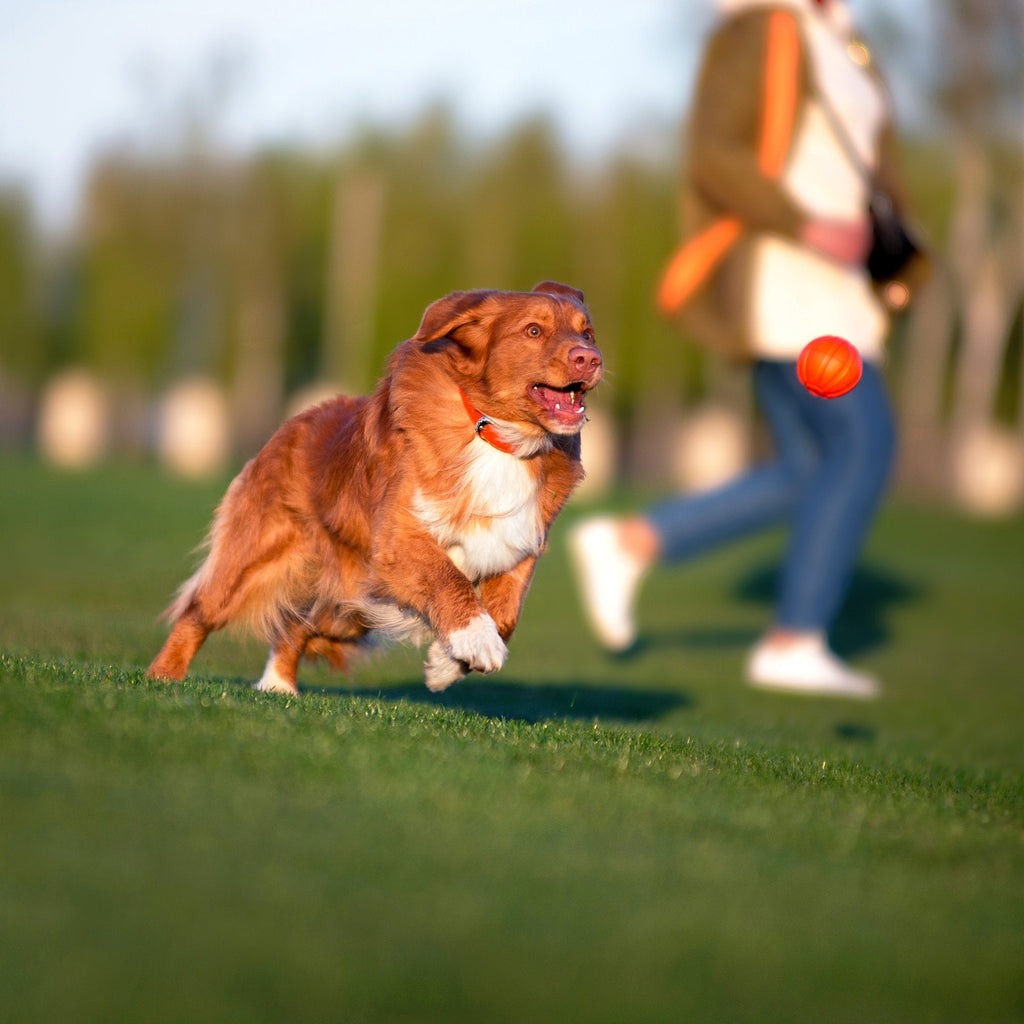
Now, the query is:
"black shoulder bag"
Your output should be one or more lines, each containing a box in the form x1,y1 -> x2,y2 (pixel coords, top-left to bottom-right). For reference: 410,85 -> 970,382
817,88 -> 921,283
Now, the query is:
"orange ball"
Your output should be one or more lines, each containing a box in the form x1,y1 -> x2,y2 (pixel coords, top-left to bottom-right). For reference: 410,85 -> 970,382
796,335 -> 863,398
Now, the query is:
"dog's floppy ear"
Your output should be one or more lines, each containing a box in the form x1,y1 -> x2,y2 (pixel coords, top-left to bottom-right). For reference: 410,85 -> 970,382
532,281 -> 585,306
412,289 -> 497,345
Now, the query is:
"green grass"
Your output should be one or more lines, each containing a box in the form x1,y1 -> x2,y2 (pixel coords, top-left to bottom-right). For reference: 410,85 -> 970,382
1,455 -> 1022,1023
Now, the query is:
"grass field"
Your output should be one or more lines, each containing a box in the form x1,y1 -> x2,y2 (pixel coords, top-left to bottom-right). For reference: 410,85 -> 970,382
1,454 -> 1022,1023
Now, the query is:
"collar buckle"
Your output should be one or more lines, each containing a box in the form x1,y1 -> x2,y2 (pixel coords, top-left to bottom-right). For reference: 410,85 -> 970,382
458,387 -> 518,456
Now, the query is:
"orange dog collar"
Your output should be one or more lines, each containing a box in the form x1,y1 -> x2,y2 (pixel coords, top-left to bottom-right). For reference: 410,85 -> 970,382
458,386 -> 518,455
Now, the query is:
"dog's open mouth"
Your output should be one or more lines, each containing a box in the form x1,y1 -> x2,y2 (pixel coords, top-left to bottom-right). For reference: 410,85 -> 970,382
530,382 -> 588,428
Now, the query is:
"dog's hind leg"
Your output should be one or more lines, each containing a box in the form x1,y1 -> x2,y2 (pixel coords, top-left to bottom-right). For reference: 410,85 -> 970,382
254,618 -> 308,695
148,606 -> 210,680
254,647 -> 302,695
303,635 -> 354,673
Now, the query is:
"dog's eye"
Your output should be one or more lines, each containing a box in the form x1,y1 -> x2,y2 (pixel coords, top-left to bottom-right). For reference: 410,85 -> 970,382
581,328 -> 594,342
525,323 -> 543,338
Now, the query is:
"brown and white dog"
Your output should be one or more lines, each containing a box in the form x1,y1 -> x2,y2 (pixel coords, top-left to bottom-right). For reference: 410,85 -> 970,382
148,281 -> 602,694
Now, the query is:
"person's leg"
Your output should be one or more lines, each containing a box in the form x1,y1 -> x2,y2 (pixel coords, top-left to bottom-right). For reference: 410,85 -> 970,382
773,361 -> 896,631
644,361 -> 818,562
571,361 -> 818,649
747,361 -> 896,697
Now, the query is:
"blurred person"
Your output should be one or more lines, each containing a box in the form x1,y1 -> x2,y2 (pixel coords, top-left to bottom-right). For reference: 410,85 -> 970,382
571,0 -> 926,698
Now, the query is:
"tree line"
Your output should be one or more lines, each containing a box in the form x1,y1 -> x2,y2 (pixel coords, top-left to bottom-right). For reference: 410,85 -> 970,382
0,1 -> 1021,513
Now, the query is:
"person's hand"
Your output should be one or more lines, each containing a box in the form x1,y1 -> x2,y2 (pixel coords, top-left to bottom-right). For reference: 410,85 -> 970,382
799,216 -> 872,266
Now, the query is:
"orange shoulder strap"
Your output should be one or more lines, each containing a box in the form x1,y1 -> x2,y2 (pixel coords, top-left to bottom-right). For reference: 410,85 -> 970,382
656,216 -> 742,316
758,10 -> 800,177
657,10 -> 801,316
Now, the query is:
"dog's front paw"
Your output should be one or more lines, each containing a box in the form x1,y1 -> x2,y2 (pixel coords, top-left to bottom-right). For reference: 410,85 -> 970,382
446,614 -> 508,676
423,640 -> 466,692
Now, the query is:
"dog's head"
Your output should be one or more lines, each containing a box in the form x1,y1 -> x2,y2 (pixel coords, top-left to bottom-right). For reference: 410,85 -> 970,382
412,281 -> 603,438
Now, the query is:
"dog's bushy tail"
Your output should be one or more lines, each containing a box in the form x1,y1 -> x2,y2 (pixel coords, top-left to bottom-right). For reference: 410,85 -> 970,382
160,564 -> 207,624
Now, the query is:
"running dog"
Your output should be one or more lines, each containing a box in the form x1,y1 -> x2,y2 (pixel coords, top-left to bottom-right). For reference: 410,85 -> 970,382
148,282 -> 603,694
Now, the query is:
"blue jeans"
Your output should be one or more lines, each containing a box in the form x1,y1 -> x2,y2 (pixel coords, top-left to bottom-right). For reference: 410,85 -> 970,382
645,360 -> 896,633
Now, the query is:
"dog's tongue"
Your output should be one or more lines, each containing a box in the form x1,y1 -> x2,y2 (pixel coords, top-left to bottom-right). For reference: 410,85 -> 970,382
532,384 -> 586,426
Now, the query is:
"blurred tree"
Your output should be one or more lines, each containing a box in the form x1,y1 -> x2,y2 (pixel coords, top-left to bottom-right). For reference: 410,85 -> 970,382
322,163 -> 387,394
937,0 -> 1024,433
249,152 -> 332,395
0,189 -> 38,378
228,162 -> 288,454
889,0 -> 1024,509
361,107 -> 468,385
77,156 -> 224,386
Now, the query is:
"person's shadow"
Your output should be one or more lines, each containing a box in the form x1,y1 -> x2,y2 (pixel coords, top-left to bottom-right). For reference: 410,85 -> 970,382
734,557 -> 924,658
613,559 -> 922,661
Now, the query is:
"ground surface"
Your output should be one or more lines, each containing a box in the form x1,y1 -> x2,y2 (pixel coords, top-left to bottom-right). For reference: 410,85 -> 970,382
1,456 -> 1021,1023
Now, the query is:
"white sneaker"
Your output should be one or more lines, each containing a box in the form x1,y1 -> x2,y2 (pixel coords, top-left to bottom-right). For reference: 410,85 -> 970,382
569,517 -> 645,652
746,634 -> 880,699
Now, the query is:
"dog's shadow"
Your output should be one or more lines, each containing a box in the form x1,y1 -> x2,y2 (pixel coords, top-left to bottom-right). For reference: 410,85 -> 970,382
313,678 -> 690,726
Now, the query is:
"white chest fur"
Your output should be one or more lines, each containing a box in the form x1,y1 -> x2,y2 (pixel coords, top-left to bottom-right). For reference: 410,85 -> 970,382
414,442 -> 544,581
